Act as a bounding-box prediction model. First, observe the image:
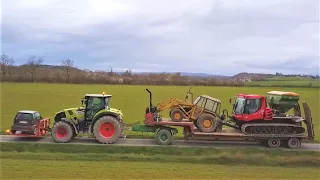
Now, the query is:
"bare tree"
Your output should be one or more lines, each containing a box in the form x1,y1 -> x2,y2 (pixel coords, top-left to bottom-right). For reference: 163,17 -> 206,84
61,58 -> 74,83
24,55 -> 44,82
0,52 -> 15,80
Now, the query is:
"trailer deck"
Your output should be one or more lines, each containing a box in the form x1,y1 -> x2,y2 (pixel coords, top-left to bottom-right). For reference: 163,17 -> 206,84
131,110 -> 314,149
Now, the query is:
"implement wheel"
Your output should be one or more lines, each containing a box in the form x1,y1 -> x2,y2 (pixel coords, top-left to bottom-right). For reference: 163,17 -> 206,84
51,121 -> 74,143
93,115 -> 121,144
196,113 -> 217,133
287,138 -> 301,149
170,109 -> 184,122
156,129 -> 173,145
267,137 -> 281,148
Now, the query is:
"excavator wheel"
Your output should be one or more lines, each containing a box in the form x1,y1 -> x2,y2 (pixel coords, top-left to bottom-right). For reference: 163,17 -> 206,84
196,113 -> 218,133
170,109 -> 184,122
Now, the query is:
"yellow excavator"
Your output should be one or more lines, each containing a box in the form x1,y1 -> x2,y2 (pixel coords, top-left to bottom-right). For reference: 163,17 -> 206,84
153,88 -> 222,132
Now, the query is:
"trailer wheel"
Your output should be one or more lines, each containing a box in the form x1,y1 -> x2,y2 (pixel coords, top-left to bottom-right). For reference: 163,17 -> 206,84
170,109 -> 184,122
196,113 -> 217,133
267,137 -> 281,148
93,115 -> 121,144
51,121 -> 74,143
156,129 -> 173,145
287,138 -> 301,149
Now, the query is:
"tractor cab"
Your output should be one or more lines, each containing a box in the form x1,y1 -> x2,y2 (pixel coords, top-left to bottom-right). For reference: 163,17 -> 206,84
82,93 -> 112,121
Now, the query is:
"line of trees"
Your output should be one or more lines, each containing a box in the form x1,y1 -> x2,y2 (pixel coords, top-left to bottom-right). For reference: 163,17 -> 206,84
1,52 -> 246,86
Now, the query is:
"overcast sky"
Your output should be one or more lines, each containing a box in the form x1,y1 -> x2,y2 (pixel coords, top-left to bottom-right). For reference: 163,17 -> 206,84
1,0 -> 319,75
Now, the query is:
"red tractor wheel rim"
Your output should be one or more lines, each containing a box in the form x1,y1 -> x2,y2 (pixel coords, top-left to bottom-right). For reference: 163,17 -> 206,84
99,122 -> 115,138
56,127 -> 68,139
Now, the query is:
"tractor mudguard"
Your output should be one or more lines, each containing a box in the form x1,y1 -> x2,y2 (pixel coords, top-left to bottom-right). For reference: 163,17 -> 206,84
90,112 -> 121,133
60,118 -> 79,134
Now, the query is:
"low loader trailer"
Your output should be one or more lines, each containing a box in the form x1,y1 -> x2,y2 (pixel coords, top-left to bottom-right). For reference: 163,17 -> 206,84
131,89 -> 315,149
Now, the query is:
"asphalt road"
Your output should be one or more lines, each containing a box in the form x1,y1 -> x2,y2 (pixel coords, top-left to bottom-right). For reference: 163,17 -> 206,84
1,135 -> 319,152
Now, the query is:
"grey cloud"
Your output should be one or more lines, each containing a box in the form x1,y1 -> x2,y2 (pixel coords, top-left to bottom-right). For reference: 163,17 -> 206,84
1,0 -> 319,75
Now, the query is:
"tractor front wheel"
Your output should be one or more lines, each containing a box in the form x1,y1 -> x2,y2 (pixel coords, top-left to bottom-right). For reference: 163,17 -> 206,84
51,121 -> 74,143
170,109 -> 184,122
93,116 -> 121,144
196,113 -> 217,133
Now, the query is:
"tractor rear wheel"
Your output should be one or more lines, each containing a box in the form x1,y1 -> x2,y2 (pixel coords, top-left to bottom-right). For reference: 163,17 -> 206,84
196,113 -> 217,133
93,115 -> 121,144
51,121 -> 74,143
170,109 -> 184,122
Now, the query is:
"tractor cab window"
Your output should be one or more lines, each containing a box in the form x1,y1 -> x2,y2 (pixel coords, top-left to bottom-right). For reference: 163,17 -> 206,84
104,98 -> 110,109
243,98 -> 262,114
85,97 -> 106,120
87,97 -> 106,110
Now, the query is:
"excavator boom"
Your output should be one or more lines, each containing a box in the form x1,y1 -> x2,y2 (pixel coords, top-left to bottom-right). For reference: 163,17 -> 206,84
156,98 -> 193,111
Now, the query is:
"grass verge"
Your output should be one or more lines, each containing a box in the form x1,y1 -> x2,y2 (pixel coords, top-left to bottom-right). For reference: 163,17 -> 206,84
1,142 -> 320,180
1,142 -> 320,167
2,155 -> 319,180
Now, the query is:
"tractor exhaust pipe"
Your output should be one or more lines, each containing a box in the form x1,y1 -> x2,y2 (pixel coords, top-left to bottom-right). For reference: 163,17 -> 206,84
146,88 -> 152,107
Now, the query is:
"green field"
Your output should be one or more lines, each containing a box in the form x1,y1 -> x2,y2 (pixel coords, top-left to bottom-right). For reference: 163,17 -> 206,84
3,154 -> 318,180
0,82 -> 319,140
246,77 -> 320,88
1,142 -> 320,180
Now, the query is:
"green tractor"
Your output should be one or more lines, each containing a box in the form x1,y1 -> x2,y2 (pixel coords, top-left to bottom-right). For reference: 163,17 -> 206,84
51,92 -> 124,144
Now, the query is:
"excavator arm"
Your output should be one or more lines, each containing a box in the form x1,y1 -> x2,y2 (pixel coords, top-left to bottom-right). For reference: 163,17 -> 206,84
156,98 -> 193,112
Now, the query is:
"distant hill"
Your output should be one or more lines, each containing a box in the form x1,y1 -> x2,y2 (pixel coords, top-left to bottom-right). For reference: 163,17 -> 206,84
231,72 -> 273,79
7,64 -> 319,80
231,72 -> 319,80
179,72 -> 229,78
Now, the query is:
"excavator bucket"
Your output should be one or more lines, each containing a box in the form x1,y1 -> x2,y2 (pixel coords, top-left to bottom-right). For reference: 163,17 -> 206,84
303,102 -> 315,140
